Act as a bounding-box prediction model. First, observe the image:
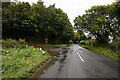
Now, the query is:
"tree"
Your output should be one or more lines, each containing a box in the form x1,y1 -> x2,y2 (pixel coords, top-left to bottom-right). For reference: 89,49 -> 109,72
74,5 -> 118,45
77,30 -> 87,40
30,3 -> 74,44
2,2 -> 74,44
2,2 -> 10,9
109,2 -> 120,52
2,2 -> 32,39
46,5 -> 74,44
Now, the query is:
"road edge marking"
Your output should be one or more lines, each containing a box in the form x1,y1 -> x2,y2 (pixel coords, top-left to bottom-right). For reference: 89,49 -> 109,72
77,52 -> 84,62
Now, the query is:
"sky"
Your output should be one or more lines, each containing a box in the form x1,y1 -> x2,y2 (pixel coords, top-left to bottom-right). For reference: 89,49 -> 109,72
16,0 -> 115,25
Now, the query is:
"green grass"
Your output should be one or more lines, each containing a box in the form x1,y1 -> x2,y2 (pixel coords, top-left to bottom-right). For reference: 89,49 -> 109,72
28,43 -> 67,47
79,44 -> 120,62
2,39 -> 51,78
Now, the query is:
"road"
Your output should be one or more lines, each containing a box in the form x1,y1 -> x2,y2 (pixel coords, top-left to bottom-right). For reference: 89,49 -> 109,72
38,44 -> 119,78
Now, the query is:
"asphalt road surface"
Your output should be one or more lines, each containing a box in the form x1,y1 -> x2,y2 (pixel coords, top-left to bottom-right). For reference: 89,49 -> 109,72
38,44 -> 119,78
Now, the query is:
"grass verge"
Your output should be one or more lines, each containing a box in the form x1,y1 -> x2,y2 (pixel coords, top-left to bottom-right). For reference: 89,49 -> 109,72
2,39 -> 51,78
79,44 -> 120,62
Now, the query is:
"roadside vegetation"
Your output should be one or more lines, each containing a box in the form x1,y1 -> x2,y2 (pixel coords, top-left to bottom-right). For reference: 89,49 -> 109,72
2,39 -> 51,78
74,1 -> 120,62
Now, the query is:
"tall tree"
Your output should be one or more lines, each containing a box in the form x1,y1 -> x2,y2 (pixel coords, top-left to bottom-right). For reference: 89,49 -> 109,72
30,3 -> 74,44
2,2 -> 32,39
108,2 -> 120,41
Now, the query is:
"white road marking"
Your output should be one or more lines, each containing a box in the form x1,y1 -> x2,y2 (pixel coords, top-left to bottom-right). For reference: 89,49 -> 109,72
77,52 -> 84,62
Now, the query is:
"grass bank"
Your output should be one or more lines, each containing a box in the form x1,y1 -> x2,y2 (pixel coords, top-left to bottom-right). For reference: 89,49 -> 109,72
79,44 -> 120,62
2,39 -> 51,78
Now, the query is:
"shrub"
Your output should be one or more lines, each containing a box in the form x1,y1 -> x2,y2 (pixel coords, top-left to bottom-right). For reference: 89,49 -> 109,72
109,39 -> 120,54
2,39 -> 26,49
69,40 -> 73,44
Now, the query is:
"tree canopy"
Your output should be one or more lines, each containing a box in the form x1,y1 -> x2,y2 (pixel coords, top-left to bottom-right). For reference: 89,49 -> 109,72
74,4 -> 119,45
2,2 -> 74,44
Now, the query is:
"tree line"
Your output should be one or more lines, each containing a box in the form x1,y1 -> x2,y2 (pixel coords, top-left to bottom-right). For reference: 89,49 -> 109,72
2,2 -> 74,44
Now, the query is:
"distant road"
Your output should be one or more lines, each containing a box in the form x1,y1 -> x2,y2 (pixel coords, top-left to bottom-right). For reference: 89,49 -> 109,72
38,44 -> 119,78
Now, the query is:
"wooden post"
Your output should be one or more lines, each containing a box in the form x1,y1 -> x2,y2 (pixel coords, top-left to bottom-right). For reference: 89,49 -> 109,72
45,38 -> 48,44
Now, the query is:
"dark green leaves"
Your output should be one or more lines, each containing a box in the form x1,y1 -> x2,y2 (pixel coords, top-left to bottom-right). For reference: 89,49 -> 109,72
74,4 -> 119,45
2,2 -> 74,44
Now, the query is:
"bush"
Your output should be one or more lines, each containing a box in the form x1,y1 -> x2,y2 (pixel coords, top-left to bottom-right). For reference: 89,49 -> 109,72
80,40 -> 87,45
109,39 -> 120,54
69,40 -> 73,44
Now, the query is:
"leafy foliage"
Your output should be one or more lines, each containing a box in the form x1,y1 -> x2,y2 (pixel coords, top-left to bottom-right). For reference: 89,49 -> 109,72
74,5 -> 119,45
109,38 -> 120,53
114,0 -> 120,21
2,2 -> 32,40
72,30 -> 87,44
2,2 -> 74,44
80,40 -> 87,45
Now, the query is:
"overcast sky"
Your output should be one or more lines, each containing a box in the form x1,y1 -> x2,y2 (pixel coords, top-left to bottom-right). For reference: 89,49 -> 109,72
17,0 -> 115,25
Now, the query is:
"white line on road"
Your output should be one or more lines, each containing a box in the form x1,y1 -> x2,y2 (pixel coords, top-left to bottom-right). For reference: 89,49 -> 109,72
77,52 -> 84,62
